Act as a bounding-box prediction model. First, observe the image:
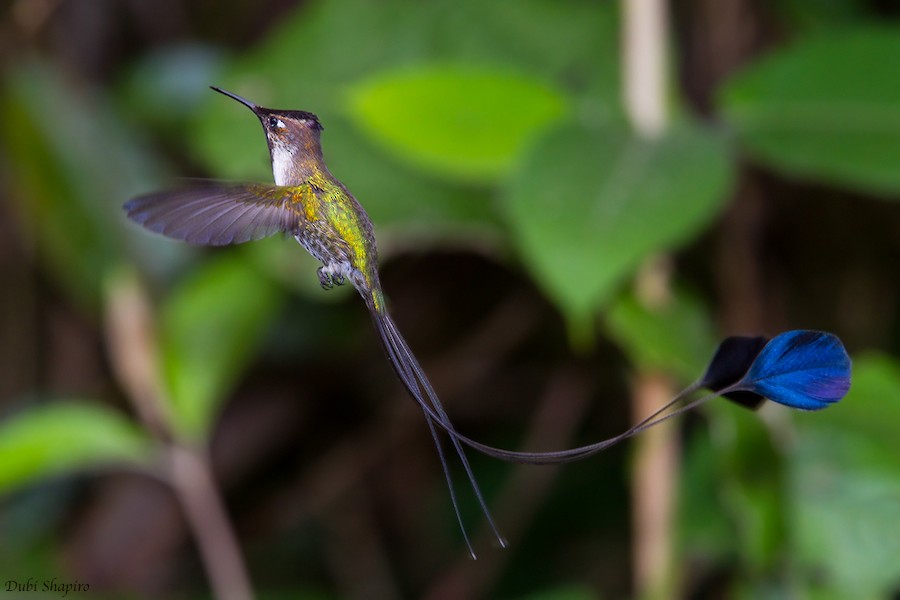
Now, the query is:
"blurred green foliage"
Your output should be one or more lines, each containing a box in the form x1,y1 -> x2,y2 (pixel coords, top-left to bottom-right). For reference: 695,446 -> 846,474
504,121 -> 731,334
605,286 -> 716,382
720,28 -> 900,197
0,0 -> 898,598
789,355 -> 900,598
1,63 -> 168,308
160,254 -> 282,440
0,403 -> 154,494
347,65 -> 569,182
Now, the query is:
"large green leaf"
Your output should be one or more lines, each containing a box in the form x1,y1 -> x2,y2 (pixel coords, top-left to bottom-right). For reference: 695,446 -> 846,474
719,28 -> 900,197
502,121 -> 733,332
0,403 -> 153,495
789,354 -> 900,597
604,286 -> 716,382
159,254 -> 282,440
347,65 -> 569,182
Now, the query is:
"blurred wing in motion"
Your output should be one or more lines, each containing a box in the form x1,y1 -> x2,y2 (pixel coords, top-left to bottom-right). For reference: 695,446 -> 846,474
124,182 -> 309,245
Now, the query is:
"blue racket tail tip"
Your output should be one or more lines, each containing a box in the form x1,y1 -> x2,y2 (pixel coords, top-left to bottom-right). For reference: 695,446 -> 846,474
724,330 -> 851,410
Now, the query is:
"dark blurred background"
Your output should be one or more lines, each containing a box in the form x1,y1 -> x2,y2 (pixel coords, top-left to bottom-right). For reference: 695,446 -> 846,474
1,1 -> 899,599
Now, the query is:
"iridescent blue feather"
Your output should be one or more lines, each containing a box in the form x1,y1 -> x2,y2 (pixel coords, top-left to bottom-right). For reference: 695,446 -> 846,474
734,330 -> 851,410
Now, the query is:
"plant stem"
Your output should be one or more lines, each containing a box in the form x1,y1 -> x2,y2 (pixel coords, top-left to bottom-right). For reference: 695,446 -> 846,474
631,371 -> 678,600
104,270 -> 255,600
621,0 -> 677,597
167,444 -> 254,600
623,0 -> 668,138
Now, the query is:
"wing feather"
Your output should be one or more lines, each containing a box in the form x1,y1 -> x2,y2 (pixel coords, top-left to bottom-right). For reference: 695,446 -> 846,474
124,183 -> 304,246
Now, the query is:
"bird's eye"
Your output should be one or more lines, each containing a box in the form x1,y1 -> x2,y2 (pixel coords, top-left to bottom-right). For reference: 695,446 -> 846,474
268,116 -> 286,129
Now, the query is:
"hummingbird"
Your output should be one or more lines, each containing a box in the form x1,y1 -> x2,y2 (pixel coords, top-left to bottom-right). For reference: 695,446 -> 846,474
124,87 -> 851,558
124,86 -> 507,557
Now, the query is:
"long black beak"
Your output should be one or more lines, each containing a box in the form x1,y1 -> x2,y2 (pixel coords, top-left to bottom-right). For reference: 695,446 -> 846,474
210,86 -> 257,111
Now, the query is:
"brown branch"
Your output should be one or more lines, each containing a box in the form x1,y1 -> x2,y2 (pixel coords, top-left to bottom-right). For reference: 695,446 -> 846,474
104,270 -> 254,600
166,444 -> 255,600
622,0 -> 678,597
630,372 -> 679,600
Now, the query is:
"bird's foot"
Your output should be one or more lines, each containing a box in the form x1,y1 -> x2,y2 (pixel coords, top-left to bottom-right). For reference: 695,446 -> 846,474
317,266 -> 346,290
317,267 -> 334,290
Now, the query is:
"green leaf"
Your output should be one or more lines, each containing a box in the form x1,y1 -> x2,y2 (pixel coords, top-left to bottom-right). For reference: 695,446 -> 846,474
159,254 -> 282,440
347,64 -> 569,182
502,121 -> 733,329
719,27 -> 900,197
789,354 -> 900,596
605,286 -> 716,381
0,403 -> 153,495
791,433 -> 900,596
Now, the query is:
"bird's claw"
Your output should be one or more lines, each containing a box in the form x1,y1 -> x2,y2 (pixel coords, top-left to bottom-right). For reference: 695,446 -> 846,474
317,267 -> 333,290
317,267 -> 346,290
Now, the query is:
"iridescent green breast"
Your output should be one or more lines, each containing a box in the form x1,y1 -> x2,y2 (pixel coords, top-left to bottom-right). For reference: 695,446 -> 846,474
295,173 -> 383,310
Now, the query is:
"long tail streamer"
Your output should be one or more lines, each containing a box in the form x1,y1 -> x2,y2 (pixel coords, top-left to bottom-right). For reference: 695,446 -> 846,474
370,313 -> 852,558
371,310 -> 508,558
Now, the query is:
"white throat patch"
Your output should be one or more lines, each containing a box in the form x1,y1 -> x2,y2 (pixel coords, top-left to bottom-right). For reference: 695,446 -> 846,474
271,144 -> 294,186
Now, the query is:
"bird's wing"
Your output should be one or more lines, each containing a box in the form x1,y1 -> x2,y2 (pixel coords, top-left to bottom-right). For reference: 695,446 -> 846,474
123,182 -> 310,246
